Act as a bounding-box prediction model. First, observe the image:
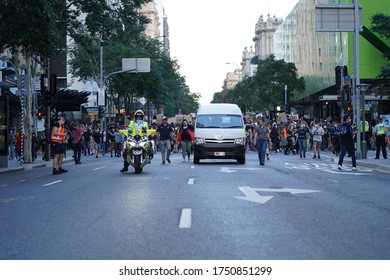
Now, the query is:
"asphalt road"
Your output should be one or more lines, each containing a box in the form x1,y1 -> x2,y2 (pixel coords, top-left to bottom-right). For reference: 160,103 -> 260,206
0,150 -> 389,260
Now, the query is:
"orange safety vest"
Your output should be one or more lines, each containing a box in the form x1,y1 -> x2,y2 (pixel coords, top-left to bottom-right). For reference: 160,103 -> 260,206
51,123 -> 65,143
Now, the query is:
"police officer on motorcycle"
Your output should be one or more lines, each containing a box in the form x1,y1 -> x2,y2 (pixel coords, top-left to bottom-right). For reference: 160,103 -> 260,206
120,110 -> 150,172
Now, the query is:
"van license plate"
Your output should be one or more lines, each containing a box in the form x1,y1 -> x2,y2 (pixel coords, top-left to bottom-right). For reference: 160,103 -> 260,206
214,152 -> 225,156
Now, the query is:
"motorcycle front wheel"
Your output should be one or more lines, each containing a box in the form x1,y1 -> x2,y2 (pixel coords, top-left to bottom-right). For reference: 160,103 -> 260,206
134,154 -> 142,174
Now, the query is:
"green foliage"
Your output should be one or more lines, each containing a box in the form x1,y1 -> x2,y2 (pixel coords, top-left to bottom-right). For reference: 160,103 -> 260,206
0,0 -> 199,118
66,0 -> 199,116
213,55 -> 305,113
0,0 -> 65,59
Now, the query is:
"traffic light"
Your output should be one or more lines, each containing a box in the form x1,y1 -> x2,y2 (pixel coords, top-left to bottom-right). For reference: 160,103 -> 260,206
50,74 -> 57,94
345,101 -> 352,113
45,74 -> 57,106
37,92 -> 44,110
98,106 -> 104,118
335,66 -> 348,89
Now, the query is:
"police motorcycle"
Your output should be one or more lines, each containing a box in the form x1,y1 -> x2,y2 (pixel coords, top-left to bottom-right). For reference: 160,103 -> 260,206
120,121 -> 155,174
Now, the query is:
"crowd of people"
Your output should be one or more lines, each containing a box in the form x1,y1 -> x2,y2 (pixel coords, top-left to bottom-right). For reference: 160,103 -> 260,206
245,115 -> 390,166
7,112 -> 390,173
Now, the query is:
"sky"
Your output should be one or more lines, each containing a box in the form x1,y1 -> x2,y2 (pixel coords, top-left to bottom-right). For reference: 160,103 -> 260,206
162,0 -> 299,104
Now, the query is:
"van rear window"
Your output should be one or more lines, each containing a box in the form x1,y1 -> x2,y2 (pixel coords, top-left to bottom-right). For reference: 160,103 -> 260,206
196,114 -> 243,129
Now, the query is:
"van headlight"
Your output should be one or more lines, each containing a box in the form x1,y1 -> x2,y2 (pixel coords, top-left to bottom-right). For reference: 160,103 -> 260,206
235,137 -> 245,145
195,137 -> 205,145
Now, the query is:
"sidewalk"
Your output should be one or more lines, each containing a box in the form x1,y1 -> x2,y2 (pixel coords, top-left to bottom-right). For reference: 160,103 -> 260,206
0,155 -> 75,175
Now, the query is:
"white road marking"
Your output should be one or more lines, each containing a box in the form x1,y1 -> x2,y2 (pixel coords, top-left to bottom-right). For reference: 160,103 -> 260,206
43,180 -> 63,187
179,208 -> 192,228
219,167 -> 263,173
0,196 -> 34,203
93,166 -> 106,171
236,186 -> 320,204
326,178 -> 338,183
188,178 -> 195,185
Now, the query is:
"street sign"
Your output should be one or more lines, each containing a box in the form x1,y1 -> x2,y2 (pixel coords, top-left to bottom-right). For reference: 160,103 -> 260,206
315,4 -> 362,32
98,88 -> 105,106
86,107 -> 98,116
122,58 -> 151,73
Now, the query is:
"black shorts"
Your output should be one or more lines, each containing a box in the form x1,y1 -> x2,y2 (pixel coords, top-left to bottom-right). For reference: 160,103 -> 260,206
52,142 -> 65,154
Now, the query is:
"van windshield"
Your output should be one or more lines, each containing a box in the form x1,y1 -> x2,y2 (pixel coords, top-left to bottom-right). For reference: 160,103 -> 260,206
196,114 -> 243,129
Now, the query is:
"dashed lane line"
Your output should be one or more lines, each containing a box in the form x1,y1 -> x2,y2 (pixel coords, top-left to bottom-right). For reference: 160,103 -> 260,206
179,208 -> 192,229
42,180 -> 63,187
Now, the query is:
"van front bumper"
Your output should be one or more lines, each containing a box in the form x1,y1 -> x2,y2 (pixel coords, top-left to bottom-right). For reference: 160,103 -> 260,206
194,143 -> 245,159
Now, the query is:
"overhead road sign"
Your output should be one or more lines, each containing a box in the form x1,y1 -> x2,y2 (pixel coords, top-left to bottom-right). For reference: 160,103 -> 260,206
315,4 -> 362,32
122,58 -> 151,73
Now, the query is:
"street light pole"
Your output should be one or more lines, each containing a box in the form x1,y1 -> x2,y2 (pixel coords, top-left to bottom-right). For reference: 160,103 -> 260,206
99,40 -> 104,130
225,62 -> 242,81
356,83 -> 370,159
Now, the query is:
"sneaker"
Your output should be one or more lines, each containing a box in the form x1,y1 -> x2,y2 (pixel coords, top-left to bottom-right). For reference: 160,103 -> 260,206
161,161 -> 165,165
338,165 -> 342,170
58,168 -> 68,173
120,167 -> 128,173
167,159 -> 171,164
183,159 -> 186,162
352,167 -> 357,171
313,155 -> 317,159
318,155 -> 321,159
52,169 -> 61,175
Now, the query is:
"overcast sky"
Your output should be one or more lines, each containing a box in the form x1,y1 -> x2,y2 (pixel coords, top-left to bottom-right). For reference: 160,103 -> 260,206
162,0 -> 299,104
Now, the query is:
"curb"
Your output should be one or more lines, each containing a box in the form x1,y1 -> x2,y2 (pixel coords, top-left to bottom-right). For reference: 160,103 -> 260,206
0,158 -> 74,175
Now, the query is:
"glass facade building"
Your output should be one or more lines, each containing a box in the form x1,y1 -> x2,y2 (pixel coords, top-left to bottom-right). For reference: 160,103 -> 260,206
274,0 -> 349,99
274,0 -> 389,118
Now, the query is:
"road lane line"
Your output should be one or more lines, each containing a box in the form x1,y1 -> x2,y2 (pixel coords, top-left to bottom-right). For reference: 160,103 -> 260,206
188,178 -> 195,185
179,208 -> 192,229
43,180 -> 63,187
93,166 -> 106,171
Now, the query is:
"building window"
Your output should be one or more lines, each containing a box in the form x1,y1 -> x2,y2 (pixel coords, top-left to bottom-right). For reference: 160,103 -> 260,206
319,48 -> 322,57
319,62 -> 323,71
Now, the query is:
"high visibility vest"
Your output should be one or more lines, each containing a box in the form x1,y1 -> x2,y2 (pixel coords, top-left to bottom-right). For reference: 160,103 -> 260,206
360,121 -> 369,132
376,123 -> 386,135
51,123 -> 65,143
128,120 -> 149,137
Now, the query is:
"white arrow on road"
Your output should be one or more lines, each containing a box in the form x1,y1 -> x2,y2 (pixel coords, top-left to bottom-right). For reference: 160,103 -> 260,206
236,186 -> 320,204
219,167 -> 263,173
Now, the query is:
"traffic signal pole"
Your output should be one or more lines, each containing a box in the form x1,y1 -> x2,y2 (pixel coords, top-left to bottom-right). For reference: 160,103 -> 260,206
354,0 -> 362,159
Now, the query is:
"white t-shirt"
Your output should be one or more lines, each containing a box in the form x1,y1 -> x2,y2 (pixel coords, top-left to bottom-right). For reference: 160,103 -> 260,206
311,125 -> 324,142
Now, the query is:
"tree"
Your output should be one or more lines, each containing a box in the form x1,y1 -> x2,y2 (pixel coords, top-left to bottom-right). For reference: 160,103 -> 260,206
67,0 -> 198,118
213,55 -> 305,115
371,13 -> 390,97
0,0 -> 66,163
252,55 -> 305,113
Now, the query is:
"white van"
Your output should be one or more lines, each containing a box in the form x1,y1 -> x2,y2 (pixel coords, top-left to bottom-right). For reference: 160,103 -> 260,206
193,103 -> 246,164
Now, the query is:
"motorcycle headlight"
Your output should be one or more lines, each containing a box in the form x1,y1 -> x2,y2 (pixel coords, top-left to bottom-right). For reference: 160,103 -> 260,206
127,141 -> 136,148
235,137 -> 246,145
195,137 -> 205,145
